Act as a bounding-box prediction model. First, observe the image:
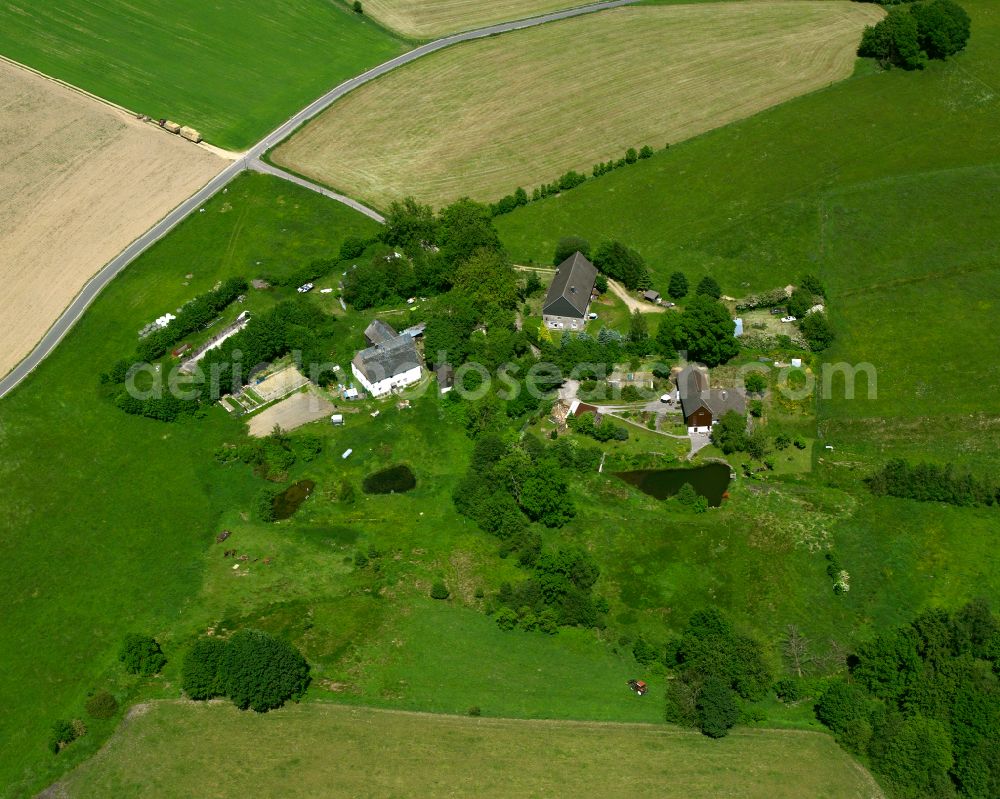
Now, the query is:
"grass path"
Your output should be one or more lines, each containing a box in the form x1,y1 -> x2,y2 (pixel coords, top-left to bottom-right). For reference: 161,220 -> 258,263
50,701 -> 885,799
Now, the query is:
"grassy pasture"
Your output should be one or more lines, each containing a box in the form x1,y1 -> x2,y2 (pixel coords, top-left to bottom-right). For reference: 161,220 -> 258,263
53,702 -> 882,799
273,2 -> 882,208
497,0 -> 1000,465
0,173 -> 380,797
0,0 -> 406,149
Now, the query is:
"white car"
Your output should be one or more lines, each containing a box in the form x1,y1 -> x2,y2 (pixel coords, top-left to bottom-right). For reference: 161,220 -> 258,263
297,283 -> 314,293
588,312 -> 598,320
781,315 -> 797,323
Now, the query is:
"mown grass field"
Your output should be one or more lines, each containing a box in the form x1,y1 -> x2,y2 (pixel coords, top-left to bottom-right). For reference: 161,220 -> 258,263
350,0 -> 582,38
273,2 -> 882,208
53,702 -> 882,799
0,0 -> 406,149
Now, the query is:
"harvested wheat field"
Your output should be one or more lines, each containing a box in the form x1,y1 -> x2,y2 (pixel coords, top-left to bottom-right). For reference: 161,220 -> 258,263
0,60 -> 224,379
358,0 -> 582,38
274,1 -> 884,209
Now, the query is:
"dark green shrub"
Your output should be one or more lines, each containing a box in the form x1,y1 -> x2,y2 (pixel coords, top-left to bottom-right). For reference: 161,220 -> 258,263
352,1 -> 363,13
253,486 -> 278,522
118,633 -> 166,676
815,680 -> 871,734
553,236 -> 590,265
633,636 -> 659,665
668,271 -> 688,300
84,691 -> 118,720
698,678 -> 740,738
339,235 -> 367,260
217,630 -> 310,712
430,581 -> 450,600
774,678 -> 800,702
182,638 -> 227,700
467,706 -> 482,717
695,275 -> 721,299
48,719 -> 78,754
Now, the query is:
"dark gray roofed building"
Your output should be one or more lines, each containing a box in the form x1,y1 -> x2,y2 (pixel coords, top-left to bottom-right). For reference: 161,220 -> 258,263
542,252 -> 598,331
675,364 -> 746,433
364,319 -> 398,346
352,334 -> 422,398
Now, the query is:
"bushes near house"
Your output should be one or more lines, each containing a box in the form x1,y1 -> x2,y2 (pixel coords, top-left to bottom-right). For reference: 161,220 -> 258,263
430,581 -> 450,600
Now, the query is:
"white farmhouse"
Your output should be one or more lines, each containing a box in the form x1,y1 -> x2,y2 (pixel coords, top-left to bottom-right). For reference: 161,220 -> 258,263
351,326 -> 422,398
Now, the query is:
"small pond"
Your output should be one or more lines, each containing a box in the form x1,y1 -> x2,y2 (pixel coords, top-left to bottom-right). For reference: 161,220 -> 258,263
615,462 -> 731,507
273,479 -> 316,520
362,464 -> 416,495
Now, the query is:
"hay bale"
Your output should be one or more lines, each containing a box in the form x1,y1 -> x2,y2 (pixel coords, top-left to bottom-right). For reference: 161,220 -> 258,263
180,126 -> 202,143
163,120 -> 181,134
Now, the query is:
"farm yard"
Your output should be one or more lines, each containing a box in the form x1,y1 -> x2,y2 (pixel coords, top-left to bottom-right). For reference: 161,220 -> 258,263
246,387 -> 336,437
1,0 -> 999,795
272,1 -> 883,208
0,59 -> 224,380
0,0 -> 406,149
52,702 -> 883,799
352,0 -> 585,38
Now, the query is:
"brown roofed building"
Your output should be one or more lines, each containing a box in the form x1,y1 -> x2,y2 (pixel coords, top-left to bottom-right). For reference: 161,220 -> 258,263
675,364 -> 746,433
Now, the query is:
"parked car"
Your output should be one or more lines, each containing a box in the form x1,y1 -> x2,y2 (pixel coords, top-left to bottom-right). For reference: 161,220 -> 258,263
781,315 -> 797,323
297,282 -> 314,293
588,312 -> 598,320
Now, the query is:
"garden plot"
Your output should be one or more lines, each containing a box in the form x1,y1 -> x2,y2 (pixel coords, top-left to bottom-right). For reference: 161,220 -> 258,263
246,386 -> 335,437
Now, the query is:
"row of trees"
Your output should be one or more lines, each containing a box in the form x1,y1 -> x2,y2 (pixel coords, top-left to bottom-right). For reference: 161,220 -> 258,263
858,0 -> 971,70
815,601 -> 1000,798
134,277 -> 248,363
489,144 -> 658,218
866,458 -> 999,507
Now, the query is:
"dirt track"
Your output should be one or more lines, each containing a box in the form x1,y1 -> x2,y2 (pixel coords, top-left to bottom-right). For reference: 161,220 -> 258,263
0,59 -> 224,379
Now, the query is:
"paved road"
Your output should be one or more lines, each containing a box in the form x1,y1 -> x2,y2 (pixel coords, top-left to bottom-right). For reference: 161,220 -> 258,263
0,0 -> 637,400
249,160 -> 385,223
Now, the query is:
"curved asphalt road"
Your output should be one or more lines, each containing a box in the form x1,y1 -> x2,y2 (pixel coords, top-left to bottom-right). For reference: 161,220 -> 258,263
0,0 -> 637,400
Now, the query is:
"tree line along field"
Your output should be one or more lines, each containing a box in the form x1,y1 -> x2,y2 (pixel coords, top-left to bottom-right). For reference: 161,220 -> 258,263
0,0 -> 406,150
272,1 -> 883,209
52,703 -> 883,798
0,60 -> 225,381
496,0 -> 1000,468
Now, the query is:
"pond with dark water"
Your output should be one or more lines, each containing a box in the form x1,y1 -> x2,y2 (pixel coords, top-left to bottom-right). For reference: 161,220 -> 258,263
362,464 -> 416,495
273,479 -> 316,520
615,462 -> 731,507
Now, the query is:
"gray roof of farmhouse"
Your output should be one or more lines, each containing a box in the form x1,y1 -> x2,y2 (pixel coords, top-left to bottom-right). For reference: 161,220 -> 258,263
365,319 -> 398,346
675,365 -> 745,420
353,334 -> 420,385
543,252 -> 598,319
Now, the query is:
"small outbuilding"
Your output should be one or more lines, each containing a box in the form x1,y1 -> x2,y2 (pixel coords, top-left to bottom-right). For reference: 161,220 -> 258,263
330,414 -> 344,426
643,290 -> 661,303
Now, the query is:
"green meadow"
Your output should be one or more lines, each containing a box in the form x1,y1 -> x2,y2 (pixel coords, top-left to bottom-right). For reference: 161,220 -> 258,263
498,0 -> 1000,466
0,0 -> 406,149
54,702 -> 881,799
